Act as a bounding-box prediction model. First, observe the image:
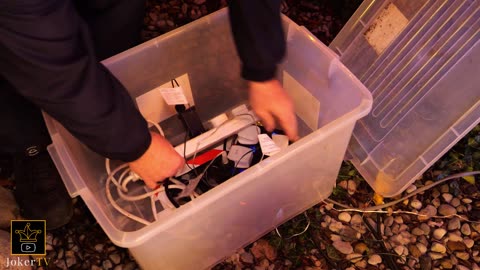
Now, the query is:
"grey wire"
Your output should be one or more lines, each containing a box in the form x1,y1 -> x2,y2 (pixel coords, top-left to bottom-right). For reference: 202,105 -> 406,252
275,212 -> 311,240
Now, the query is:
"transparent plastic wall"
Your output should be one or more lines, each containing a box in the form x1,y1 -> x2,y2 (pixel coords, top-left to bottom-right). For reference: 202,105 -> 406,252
331,0 -> 480,197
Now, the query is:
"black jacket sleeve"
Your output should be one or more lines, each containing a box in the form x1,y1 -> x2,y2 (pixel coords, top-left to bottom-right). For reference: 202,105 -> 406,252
227,0 -> 286,82
0,0 -> 150,162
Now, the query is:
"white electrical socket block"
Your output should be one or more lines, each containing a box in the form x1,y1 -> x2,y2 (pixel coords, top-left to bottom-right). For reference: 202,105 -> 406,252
173,113 -> 255,175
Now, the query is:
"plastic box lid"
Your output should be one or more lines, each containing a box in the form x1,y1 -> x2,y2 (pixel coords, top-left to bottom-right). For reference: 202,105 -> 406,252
330,0 -> 480,197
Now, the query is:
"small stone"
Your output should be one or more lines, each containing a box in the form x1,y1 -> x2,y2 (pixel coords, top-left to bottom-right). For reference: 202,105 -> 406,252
429,252 -> 445,260
461,224 -> 471,235
394,216 -> 403,224
346,253 -> 363,263
114,266 -> 123,270
338,180 -> 357,195
412,227 -> 425,236
448,217 -> 461,230
350,214 -> 363,225
241,252 -> 254,264
250,240 -> 277,261
354,243 -> 368,254
329,221 -> 344,233
123,262 -> 137,270
58,248 -> 64,259
95,244 -> 104,252
109,254 -> 121,265
408,259 -> 417,269
457,205 -> 467,213
384,216 -> 394,227
406,185 -> 417,193
354,260 -> 367,268
419,205 -> 437,221
451,198 -> 461,207
432,197 -> 441,207
432,188 -> 441,198
448,232 -> 463,242
456,252 -> 470,261
330,234 -> 342,242
417,243 -> 428,255
440,184 -> 450,193
473,263 -> 480,270
462,198 -> 473,204
368,254 -> 382,265
464,238 -> 474,248
440,259 -> 453,269
410,199 -> 423,210
103,260 -> 113,270
409,244 -> 422,257
431,243 -> 447,253
447,241 -> 466,252
442,193 -> 453,203
394,245 -> 404,255
338,212 -> 351,223
439,204 -> 457,216
433,228 -> 447,240
193,0 -> 206,4
333,241 -> 353,255
457,266 -> 470,270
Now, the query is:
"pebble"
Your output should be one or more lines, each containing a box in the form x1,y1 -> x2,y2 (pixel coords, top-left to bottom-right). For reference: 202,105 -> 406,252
103,260 -> 113,270
415,243 -> 427,255
440,184 -> 450,193
95,244 -> 104,252
110,254 -> 121,265
123,262 -> 137,270
354,260 -> 367,268
394,245 -> 404,256
432,197 -> 441,207
332,240 -> 353,255
350,214 -> 363,226
464,238 -> 474,248
432,188 -> 441,198
440,259 -> 453,269
431,243 -> 447,253
419,205 -> 437,221
394,216 -> 403,224
338,180 -> 357,195
448,232 -> 463,242
409,244 -> 422,257
461,223 -> 471,235
346,253 -> 363,263
412,227 -> 425,236
410,199 -> 423,210
58,248 -> 64,260
354,243 -> 368,254
442,193 -> 453,203
462,198 -> 473,204
457,266 -> 470,270
456,252 -> 470,261
384,216 -> 394,227
241,252 -> 254,264
328,221 -> 344,233
406,185 -> 417,193
420,223 -> 430,235
451,197 -> 461,207
439,204 -> 457,216
457,205 -> 467,213
448,218 -> 461,230
429,252 -> 445,260
447,241 -> 466,252
433,228 -> 447,240
368,254 -> 382,265
114,266 -> 123,270
338,212 -> 351,223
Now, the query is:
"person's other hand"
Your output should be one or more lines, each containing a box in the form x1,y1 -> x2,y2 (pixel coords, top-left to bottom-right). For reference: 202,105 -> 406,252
248,79 -> 299,141
128,131 -> 184,189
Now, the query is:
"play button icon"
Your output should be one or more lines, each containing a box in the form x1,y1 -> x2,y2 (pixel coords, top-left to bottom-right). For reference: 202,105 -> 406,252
20,243 -> 36,253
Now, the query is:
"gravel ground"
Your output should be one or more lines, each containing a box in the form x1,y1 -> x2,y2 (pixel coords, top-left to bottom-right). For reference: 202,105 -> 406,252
4,1 -> 479,270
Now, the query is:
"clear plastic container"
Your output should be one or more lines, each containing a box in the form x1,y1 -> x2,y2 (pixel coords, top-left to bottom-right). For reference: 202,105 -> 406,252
44,8 -> 372,270
331,0 -> 480,197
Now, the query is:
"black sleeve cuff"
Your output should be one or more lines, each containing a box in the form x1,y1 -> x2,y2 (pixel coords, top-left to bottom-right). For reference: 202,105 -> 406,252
241,65 -> 277,82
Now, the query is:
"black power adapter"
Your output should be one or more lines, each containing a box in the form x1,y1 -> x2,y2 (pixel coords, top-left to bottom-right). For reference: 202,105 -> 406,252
175,105 -> 206,138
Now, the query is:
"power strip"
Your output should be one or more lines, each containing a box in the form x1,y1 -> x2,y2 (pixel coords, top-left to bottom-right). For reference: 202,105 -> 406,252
174,113 -> 255,176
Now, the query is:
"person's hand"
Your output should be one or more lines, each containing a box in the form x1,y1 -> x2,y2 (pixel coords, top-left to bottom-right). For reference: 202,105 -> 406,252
248,79 -> 299,141
128,131 -> 184,189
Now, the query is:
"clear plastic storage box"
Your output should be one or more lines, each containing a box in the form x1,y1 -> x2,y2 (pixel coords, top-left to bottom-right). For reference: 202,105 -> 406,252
331,0 -> 480,197
44,8 -> 372,270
